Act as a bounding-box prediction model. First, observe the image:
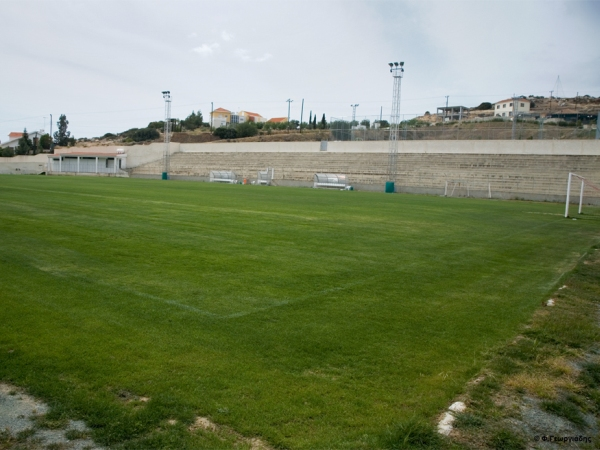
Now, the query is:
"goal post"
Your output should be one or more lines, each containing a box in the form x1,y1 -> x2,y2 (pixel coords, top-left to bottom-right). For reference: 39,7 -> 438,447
564,172 -> 600,218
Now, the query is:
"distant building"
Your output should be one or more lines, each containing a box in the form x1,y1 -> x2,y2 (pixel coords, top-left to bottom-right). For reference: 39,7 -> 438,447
211,108 -> 232,128
239,111 -> 266,123
3,130 -> 45,149
494,98 -> 531,117
267,117 -> 288,123
211,108 -> 266,127
436,106 -> 468,122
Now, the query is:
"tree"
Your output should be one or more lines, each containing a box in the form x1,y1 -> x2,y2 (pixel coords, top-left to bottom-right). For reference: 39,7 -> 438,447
182,110 -> 203,131
1,147 -> 15,157
235,122 -> 258,138
308,112 -> 312,128
53,114 -> 71,146
474,102 -> 492,111
16,128 -> 32,155
360,119 -> 370,129
39,134 -> 52,150
313,116 -> 317,129
147,121 -> 164,130
131,128 -> 160,142
319,114 -> 328,129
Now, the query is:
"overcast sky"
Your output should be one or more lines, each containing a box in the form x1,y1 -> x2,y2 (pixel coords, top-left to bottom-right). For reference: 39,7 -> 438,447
1,0 -> 599,141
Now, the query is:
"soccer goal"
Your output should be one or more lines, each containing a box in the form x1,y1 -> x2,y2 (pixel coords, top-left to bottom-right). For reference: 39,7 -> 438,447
564,172 -> 600,218
444,180 -> 492,199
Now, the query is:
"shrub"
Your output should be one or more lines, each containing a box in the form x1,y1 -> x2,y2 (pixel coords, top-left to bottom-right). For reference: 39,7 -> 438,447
131,128 -> 160,142
474,102 -> 493,110
235,122 -> 258,138
213,127 -> 237,139
1,147 -> 15,157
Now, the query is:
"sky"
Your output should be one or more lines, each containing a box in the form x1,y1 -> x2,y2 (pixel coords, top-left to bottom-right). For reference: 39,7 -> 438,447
1,0 -> 599,141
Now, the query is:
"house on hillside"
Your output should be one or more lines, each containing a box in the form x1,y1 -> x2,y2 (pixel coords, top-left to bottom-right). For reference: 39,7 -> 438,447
494,98 -> 531,117
3,130 -> 45,149
239,111 -> 266,123
267,117 -> 288,124
211,108 -> 232,128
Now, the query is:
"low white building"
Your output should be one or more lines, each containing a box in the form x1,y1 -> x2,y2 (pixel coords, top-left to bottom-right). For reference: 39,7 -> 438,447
47,151 -> 127,176
494,98 -> 531,117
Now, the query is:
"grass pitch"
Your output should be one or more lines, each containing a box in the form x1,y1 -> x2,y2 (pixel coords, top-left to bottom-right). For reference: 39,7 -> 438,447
0,176 -> 598,449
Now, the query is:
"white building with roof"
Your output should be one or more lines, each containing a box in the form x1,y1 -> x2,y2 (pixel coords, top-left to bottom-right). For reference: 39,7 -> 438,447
494,98 -> 531,117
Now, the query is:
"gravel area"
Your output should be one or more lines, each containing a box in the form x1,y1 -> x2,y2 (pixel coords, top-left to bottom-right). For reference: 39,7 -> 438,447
0,383 -> 102,449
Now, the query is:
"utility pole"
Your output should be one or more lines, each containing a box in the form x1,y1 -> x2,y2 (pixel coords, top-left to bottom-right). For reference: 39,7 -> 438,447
445,95 -> 449,121
211,102 -> 214,130
380,106 -> 382,122
549,90 -> 553,115
351,104 -> 359,124
300,99 -> 304,133
511,96 -> 518,140
386,61 -> 405,192
286,99 -> 293,130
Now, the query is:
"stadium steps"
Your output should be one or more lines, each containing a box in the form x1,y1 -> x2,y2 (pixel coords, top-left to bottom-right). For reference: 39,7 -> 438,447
130,152 -> 600,197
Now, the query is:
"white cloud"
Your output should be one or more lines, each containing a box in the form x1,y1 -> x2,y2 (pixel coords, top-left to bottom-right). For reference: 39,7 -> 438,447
221,30 -> 234,42
255,53 -> 272,62
234,48 -> 272,63
192,42 -> 220,56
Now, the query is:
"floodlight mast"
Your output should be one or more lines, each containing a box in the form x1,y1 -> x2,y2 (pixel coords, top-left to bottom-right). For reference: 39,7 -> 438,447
162,91 -> 171,178
387,61 -> 404,184
351,104 -> 359,124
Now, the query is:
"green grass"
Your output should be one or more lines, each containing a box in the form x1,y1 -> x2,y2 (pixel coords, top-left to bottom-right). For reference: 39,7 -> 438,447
0,175 -> 598,449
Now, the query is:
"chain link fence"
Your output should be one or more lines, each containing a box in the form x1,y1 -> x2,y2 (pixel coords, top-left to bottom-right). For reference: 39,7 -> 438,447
327,115 -> 598,141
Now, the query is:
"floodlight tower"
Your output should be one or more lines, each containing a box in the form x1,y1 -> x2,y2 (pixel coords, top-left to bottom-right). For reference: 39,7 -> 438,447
386,61 -> 404,191
162,91 -> 171,180
351,104 -> 359,124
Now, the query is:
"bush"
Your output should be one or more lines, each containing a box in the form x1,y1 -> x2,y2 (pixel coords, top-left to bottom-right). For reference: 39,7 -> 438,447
102,133 -> 117,140
131,128 -> 160,142
235,122 -> 258,138
1,147 -> 15,157
474,102 -> 493,110
147,121 -> 164,130
213,127 -> 237,139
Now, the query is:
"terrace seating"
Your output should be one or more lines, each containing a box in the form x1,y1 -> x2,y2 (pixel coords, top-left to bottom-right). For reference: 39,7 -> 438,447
130,150 -> 600,202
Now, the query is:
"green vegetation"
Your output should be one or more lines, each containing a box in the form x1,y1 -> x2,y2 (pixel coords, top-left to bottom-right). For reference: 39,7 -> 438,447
0,176 -> 598,449
131,127 -> 160,142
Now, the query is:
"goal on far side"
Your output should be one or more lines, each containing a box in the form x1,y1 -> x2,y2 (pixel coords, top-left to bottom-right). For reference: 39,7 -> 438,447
564,172 -> 600,218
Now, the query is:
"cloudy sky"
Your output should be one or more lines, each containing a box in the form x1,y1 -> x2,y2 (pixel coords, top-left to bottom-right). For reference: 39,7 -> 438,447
1,0 -> 599,141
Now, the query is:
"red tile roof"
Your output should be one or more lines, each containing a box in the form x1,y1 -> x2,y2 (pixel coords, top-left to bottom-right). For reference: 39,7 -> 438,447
267,117 -> 288,123
241,111 -> 263,117
212,108 -> 231,113
9,132 -> 23,139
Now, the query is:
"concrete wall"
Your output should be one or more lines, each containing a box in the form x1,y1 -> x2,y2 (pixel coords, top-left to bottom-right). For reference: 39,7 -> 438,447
0,154 -> 48,174
178,140 -> 599,155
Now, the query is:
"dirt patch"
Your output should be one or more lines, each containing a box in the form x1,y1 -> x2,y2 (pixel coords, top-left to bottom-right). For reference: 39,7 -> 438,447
189,416 -> 272,450
0,383 -> 101,449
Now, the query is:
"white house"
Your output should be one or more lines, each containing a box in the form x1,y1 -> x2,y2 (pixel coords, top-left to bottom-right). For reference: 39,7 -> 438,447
494,98 -> 531,117
3,130 -> 45,149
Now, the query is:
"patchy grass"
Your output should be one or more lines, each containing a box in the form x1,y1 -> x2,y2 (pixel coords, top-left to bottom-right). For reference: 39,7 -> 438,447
448,245 -> 600,449
0,176 -> 598,449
